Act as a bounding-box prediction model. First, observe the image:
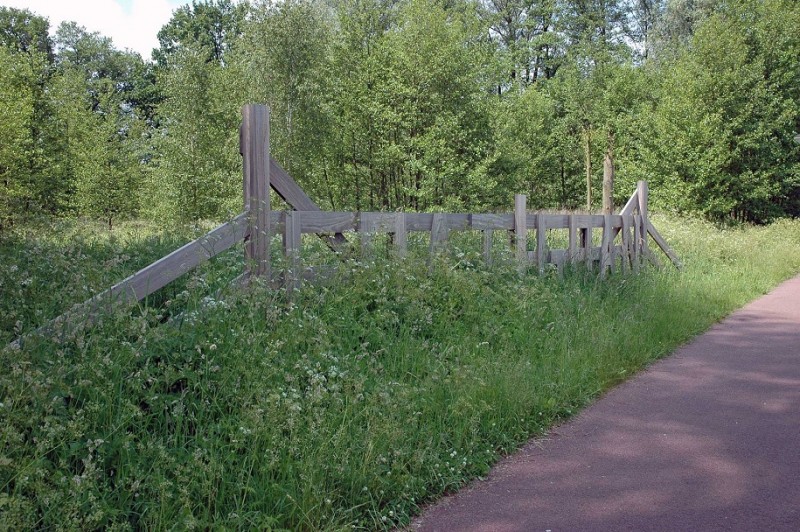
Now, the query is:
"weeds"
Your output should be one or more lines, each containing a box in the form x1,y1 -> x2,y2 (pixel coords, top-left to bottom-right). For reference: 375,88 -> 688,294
1,215 -> 800,529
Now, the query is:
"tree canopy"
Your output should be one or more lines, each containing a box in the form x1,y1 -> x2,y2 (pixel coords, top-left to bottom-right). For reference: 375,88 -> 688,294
1,0 -> 798,230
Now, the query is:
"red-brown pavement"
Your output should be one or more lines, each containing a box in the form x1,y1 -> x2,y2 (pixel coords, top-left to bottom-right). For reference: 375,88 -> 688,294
413,275 -> 800,531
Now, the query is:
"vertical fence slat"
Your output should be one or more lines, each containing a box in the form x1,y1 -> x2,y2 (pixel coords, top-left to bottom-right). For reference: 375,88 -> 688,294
429,213 -> 447,254
514,194 -> 527,271
284,210 -> 301,290
602,214 -> 613,277
568,215 -> 577,264
637,181 -> 649,260
241,104 -> 270,278
583,226 -> 592,271
360,215 -> 372,257
394,213 -> 407,258
621,214 -> 631,274
536,213 -> 546,274
633,214 -> 641,273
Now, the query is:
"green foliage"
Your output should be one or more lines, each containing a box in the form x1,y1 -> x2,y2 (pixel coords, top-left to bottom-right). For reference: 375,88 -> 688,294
145,46 -> 243,223
637,0 -> 800,222
2,216 -> 800,529
0,46 -> 35,228
1,0 -> 799,229
154,0 -> 248,65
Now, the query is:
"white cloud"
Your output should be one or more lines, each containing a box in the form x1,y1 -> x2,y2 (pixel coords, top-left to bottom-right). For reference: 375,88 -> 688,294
4,0 -> 184,59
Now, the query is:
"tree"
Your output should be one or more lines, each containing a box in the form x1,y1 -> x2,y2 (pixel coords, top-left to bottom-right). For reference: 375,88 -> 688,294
147,45 -> 242,223
154,0 -> 249,66
634,0 -> 800,222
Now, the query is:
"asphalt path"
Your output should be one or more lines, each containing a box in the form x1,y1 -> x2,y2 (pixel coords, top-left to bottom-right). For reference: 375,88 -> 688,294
413,275 -> 800,531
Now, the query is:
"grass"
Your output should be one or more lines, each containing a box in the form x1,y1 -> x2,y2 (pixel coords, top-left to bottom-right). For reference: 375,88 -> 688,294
2,214 -> 800,530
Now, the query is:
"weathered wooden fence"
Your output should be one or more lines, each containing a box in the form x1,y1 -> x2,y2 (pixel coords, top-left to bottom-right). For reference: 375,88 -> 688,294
12,104 -> 679,344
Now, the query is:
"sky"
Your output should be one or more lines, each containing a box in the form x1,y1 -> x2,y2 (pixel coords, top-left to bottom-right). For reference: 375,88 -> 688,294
5,0 -> 188,59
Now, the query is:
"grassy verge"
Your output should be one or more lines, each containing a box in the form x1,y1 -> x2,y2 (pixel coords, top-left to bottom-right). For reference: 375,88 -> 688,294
2,215 -> 800,530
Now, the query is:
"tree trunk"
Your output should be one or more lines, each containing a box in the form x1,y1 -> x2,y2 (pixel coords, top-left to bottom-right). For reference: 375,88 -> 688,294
603,131 -> 615,214
583,126 -> 592,211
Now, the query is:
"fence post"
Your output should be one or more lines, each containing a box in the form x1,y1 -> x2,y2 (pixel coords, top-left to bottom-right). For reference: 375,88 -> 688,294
394,213 -> 407,258
241,104 -> 271,278
514,194 -> 527,271
284,210 -> 301,291
637,180 -> 649,261
536,213 -> 546,274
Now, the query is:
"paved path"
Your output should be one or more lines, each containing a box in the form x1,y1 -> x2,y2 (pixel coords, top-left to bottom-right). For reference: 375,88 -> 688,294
414,276 -> 800,531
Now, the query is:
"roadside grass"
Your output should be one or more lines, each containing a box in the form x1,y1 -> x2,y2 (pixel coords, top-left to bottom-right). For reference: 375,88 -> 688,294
2,215 -> 800,530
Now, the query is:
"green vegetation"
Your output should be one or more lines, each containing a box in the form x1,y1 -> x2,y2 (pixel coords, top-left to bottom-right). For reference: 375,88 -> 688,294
2,0 -> 799,228
2,216 -> 800,529
1,0 -> 799,528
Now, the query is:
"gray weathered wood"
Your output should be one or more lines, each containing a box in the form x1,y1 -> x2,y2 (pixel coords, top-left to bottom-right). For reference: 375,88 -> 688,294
31,214 -> 250,341
359,214 -> 373,256
568,215 -> 578,263
600,214 -> 611,278
270,157 -> 347,250
284,210 -> 302,290
536,213 -> 546,274
621,214 -> 632,274
633,214 -> 642,273
430,213 -> 448,254
298,211 -> 358,233
514,194 -> 527,268
619,189 -> 639,216
471,213 -> 514,230
241,104 -> 270,278
583,227 -> 592,270
647,221 -> 682,269
637,181 -> 650,260
394,213 -> 407,258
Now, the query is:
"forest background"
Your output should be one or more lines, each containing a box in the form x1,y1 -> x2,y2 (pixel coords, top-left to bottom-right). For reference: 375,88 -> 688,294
1,0 -> 799,231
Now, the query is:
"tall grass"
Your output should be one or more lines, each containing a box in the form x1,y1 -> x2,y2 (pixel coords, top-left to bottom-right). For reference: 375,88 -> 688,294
2,215 -> 800,530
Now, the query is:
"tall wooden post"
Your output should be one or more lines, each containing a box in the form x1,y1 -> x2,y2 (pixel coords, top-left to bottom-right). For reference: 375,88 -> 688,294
637,180 -> 649,260
241,104 -> 271,278
514,194 -> 527,272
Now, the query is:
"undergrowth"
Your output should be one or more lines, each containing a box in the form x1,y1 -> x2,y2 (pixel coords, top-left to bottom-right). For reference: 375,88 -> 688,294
2,215 -> 800,530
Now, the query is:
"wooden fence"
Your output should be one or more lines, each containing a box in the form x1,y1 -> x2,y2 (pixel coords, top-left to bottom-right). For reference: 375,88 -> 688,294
12,104 -> 679,344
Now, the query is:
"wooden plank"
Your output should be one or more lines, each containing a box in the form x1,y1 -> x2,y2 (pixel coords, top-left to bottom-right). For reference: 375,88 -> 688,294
619,189 -> 639,216
241,104 -> 270,278
527,213 -> 570,229
394,213 -> 407,258
359,214 -> 373,256
284,210 -> 302,291
612,188 -> 639,240
270,157 -> 347,249
515,194 -> 527,269
621,214 -> 632,274
483,230 -> 493,266
429,213 -> 448,254
298,211 -> 358,233
37,214 -> 250,339
550,249 -> 566,277
568,215 -> 577,263
536,213 -> 546,274
471,213 -> 514,230
633,214 -> 641,273
583,227 -> 593,270
443,213 -> 470,231
637,181 -> 650,260
600,214 -> 611,278
647,221 -> 682,269
406,213 -> 434,231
